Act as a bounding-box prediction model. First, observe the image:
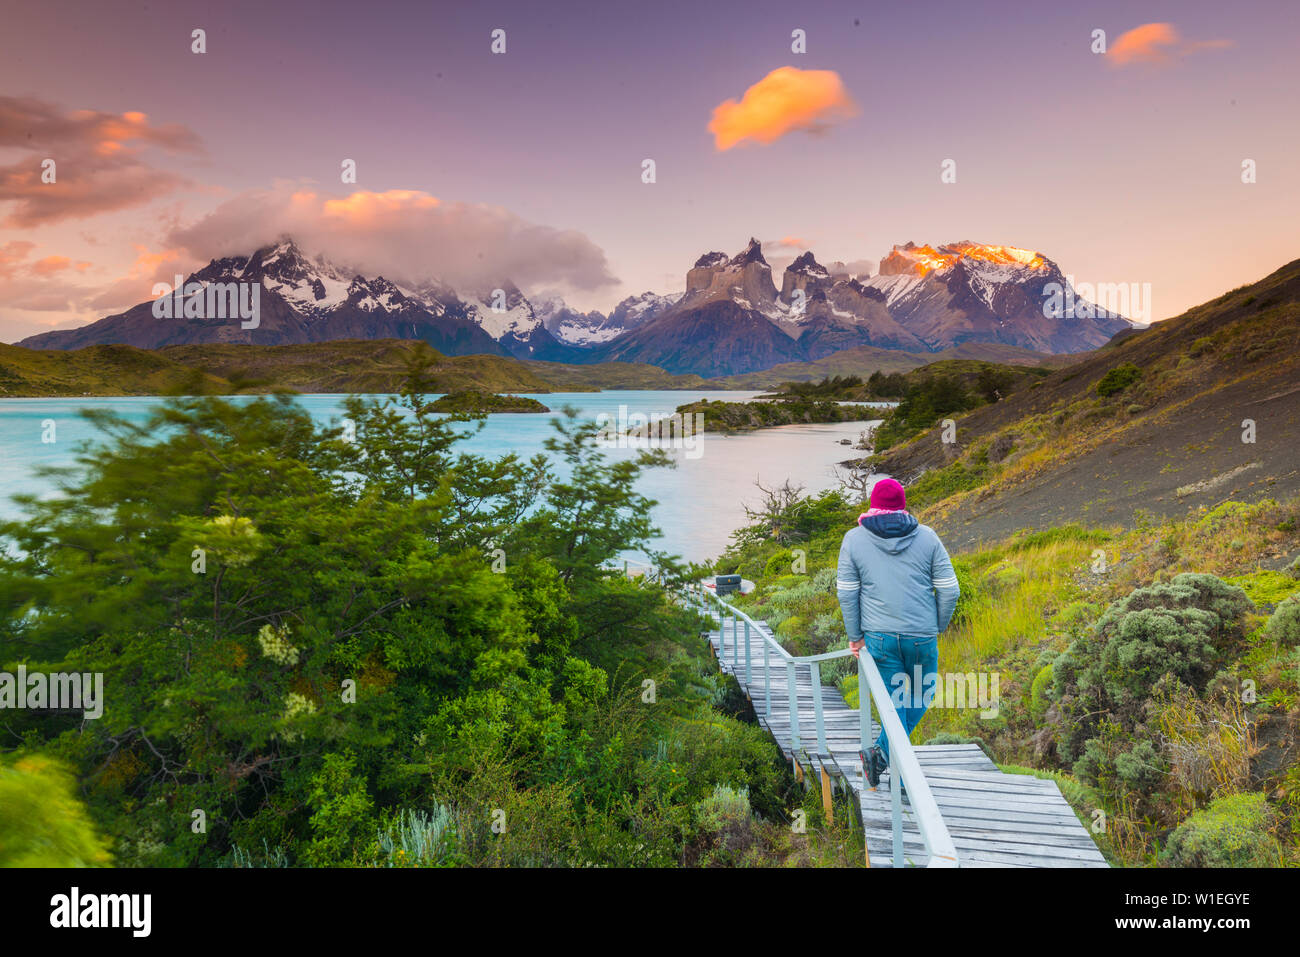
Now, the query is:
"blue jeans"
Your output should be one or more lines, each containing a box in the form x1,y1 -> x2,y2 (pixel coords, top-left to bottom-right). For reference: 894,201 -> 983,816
863,631 -> 938,764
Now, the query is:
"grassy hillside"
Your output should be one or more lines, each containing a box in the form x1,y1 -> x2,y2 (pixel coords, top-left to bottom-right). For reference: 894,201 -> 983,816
158,340 -> 558,394
0,342 -> 228,396
706,341 -> 1078,390
866,257 -> 1300,549
0,336 -> 1088,398
521,359 -> 709,390
0,340 -> 714,396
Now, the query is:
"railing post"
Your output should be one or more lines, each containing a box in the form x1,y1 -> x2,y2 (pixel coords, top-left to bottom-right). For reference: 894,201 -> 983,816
891,748 -> 904,867
764,642 -> 772,721
731,610 -> 738,673
810,660 -> 826,757
743,619 -> 751,686
858,654 -> 871,776
719,604 -> 727,660
786,660 -> 800,753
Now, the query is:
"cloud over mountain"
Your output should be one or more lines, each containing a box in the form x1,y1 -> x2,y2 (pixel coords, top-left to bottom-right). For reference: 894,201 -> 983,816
166,187 -> 619,294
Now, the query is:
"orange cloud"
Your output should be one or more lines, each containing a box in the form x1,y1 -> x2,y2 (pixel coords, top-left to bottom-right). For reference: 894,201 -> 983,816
322,189 -> 441,224
1109,22 -> 1233,67
85,244 -> 189,311
0,97 -> 201,227
31,255 -> 73,276
0,240 -> 36,278
709,66 -> 857,150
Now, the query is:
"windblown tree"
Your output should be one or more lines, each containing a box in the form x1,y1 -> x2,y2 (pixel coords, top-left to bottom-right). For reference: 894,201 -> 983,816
0,356 -> 763,867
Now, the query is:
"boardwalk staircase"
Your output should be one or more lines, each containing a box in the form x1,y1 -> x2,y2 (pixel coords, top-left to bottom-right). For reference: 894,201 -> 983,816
684,582 -> 1108,868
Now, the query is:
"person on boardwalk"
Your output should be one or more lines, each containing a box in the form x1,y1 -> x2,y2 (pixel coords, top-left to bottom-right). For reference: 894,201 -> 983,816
836,478 -> 960,789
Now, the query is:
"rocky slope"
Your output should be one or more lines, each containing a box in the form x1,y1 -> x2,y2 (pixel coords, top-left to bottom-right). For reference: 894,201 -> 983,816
870,257 -> 1300,549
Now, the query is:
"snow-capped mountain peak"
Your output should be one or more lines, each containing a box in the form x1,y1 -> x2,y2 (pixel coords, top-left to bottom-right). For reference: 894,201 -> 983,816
877,241 -> 1050,279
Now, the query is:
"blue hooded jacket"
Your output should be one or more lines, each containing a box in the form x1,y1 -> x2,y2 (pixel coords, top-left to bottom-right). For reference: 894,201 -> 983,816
836,511 -> 960,638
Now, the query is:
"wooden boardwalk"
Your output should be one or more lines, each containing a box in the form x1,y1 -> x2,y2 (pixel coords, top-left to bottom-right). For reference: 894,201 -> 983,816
703,611 -> 1108,868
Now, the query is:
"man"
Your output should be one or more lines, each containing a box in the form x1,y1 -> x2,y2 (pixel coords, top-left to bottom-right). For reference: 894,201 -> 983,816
836,478 -> 959,789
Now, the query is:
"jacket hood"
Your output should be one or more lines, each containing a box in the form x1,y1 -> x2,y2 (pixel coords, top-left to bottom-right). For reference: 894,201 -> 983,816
859,511 -> 920,552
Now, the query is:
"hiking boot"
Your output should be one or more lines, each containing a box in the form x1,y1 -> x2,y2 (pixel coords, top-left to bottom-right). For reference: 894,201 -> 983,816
864,746 -> 884,789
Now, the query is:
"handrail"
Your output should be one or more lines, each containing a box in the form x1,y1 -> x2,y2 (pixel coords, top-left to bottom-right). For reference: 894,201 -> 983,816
684,579 -> 959,868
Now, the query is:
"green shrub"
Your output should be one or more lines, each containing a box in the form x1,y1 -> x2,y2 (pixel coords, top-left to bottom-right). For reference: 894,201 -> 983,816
1159,794 -> 1282,867
374,805 -> 459,867
1030,664 -> 1054,722
1096,363 -> 1142,398
0,755 -> 111,867
1225,569 -> 1299,606
690,784 -> 757,866
764,550 -> 795,578
1264,596 -> 1300,646
981,559 -> 1023,595
776,615 -> 806,644
695,784 -> 751,833
1053,574 -> 1254,767
950,557 -> 985,627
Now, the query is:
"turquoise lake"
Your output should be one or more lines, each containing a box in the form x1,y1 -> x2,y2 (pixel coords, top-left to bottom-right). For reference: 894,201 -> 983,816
0,391 -> 887,563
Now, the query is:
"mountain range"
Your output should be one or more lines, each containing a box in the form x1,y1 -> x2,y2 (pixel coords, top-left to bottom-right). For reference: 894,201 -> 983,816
18,237 -> 1139,376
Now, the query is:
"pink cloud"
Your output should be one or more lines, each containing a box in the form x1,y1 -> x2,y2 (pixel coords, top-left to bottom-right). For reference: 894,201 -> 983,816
0,97 -> 202,227
1108,23 -> 1234,67
168,186 -> 619,293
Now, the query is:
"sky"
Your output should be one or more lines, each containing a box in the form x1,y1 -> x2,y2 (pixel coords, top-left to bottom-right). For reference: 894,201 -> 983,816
1,0 -> 1297,342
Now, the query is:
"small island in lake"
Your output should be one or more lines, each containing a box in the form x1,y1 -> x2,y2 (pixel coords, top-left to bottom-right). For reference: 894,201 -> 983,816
673,396 -> 866,433
430,390 -> 551,413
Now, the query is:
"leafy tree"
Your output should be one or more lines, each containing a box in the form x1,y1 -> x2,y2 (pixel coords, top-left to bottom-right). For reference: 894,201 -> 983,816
0,363 -> 748,866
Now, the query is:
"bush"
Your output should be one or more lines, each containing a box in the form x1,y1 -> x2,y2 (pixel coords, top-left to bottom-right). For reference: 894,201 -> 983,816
1096,363 -> 1142,398
690,784 -> 757,866
1053,574 -> 1254,773
949,558 -> 984,627
1159,794 -> 1282,867
1224,569 -> 1299,607
0,755 -> 111,867
1264,596 -> 1300,646
1030,664 -> 1054,722
981,559 -> 1023,596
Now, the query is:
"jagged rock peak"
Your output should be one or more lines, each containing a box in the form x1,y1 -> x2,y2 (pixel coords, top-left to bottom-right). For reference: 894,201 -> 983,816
787,251 -> 829,277
693,251 -> 729,268
729,238 -> 767,267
